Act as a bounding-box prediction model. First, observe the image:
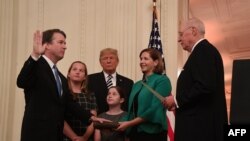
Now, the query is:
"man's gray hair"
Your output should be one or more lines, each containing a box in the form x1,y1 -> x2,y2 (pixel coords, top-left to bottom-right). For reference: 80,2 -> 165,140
186,17 -> 205,35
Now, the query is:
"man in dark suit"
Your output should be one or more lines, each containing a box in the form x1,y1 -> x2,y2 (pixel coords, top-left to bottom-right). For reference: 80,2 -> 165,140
17,29 -> 97,141
88,48 -> 134,114
163,18 -> 228,141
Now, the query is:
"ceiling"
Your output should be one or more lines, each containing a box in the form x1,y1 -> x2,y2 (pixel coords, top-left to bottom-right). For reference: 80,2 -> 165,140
189,0 -> 250,94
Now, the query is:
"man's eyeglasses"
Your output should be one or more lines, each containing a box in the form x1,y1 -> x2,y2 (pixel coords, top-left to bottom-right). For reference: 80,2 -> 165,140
178,27 -> 193,37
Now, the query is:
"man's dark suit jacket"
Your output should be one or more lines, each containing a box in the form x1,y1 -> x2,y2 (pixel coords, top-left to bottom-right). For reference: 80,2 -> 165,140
88,72 -> 133,114
17,56 -> 91,141
175,39 -> 228,141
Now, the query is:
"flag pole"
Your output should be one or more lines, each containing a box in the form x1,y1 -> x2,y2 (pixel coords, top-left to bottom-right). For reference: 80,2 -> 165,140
153,0 -> 158,20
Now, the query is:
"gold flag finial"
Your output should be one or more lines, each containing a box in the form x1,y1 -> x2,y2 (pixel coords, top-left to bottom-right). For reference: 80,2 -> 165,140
153,0 -> 156,8
152,0 -> 159,20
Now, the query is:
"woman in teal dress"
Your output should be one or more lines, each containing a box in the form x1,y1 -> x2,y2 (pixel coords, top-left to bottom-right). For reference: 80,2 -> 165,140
117,48 -> 172,141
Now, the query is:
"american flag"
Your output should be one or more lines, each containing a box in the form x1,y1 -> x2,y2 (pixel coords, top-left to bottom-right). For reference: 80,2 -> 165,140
148,9 -> 165,72
148,7 -> 175,141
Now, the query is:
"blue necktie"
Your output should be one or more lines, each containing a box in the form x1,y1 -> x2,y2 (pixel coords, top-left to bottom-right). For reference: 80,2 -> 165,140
53,65 -> 62,96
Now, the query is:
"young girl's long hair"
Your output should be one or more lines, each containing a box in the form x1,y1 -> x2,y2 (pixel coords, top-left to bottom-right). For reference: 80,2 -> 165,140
67,61 -> 90,99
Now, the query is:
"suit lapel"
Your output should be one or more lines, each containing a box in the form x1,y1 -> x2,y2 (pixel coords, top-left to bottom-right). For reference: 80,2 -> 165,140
99,72 -> 109,91
116,74 -> 122,86
183,39 -> 206,70
40,57 -> 62,100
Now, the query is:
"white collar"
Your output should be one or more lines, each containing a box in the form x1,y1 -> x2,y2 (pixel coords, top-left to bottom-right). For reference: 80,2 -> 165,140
42,55 -> 55,69
191,38 -> 205,52
103,71 -> 117,79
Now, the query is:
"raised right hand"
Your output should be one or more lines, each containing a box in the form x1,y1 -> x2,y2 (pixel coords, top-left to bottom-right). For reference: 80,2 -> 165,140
31,30 -> 45,58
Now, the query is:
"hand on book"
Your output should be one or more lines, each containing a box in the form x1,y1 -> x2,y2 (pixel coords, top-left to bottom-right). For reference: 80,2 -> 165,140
90,116 -> 111,123
93,121 -> 119,129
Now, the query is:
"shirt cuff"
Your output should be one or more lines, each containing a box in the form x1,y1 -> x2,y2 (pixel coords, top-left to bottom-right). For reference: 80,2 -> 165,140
174,96 -> 179,108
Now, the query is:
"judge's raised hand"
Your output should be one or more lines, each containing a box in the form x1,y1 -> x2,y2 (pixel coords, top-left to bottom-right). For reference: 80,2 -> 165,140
31,30 -> 45,58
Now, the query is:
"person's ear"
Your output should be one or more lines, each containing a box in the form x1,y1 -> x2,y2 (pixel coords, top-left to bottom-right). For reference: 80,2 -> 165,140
154,60 -> 159,67
191,27 -> 198,36
43,43 -> 49,49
